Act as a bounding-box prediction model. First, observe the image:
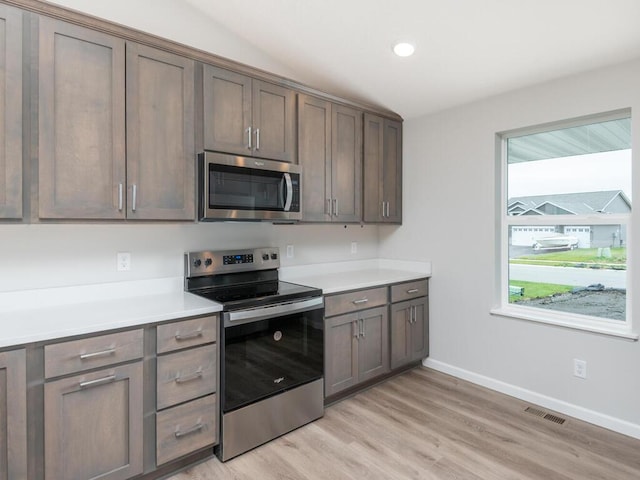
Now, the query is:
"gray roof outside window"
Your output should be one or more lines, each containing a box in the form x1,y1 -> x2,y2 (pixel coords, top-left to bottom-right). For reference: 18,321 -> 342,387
507,118 -> 631,164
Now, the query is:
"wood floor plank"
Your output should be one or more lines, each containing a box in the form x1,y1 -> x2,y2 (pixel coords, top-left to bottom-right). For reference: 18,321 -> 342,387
168,367 -> 640,480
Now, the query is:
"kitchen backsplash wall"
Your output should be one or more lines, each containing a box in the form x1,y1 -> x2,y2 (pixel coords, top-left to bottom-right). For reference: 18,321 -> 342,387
0,223 -> 379,292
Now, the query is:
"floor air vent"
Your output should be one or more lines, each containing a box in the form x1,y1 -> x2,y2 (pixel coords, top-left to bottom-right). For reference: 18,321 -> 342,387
525,407 -> 566,425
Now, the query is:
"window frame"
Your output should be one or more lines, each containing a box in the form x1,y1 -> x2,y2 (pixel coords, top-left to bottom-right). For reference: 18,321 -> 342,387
491,110 -> 636,340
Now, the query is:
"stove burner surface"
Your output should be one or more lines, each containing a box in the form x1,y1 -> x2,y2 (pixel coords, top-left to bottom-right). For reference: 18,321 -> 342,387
192,280 -> 322,311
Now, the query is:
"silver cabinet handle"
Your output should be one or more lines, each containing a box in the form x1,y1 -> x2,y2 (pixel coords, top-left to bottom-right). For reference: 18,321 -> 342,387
360,318 -> 365,338
327,198 -> 333,216
174,422 -> 204,438
79,348 -> 116,360
352,298 -> 369,305
334,198 -> 339,216
118,183 -> 123,211
79,374 -> 116,389
412,305 -> 417,324
407,288 -> 419,294
255,128 -> 260,150
385,201 -> 390,217
246,127 -> 252,149
254,160 -> 265,167
132,184 -> 137,212
381,201 -> 385,218
175,328 -> 203,341
175,367 -> 203,384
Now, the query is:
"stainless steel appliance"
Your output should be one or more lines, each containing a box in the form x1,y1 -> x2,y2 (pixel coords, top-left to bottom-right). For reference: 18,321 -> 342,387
184,247 -> 324,461
198,151 -> 301,221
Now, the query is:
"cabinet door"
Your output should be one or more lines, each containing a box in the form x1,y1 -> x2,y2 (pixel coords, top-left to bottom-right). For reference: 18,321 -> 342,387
324,312 -> 358,397
202,65 -> 251,156
357,306 -> 389,382
0,349 -> 26,480
411,297 -> 429,362
126,43 -> 195,220
0,5 -> 22,219
382,118 -> 402,223
390,300 -> 412,369
298,94 -> 331,221
363,113 -> 384,222
38,17 -> 126,219
331,105 -> 362,223
252,80 -> 296,162
44,363 -> 143,480
363,115 -> 402,224
391,298 -> 429,369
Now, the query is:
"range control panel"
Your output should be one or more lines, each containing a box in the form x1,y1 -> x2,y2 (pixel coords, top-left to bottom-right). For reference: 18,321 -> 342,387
185,247 -> 280,277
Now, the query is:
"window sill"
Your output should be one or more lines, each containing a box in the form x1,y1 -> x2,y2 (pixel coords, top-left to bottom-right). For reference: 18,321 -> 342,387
490,305 -> 638,341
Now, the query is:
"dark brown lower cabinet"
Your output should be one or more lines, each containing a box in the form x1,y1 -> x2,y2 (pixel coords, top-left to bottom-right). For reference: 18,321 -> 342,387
44,363 -> 143,480
0,349 -> 27,480
390,297 -> 429,369
324,306 -> 389,397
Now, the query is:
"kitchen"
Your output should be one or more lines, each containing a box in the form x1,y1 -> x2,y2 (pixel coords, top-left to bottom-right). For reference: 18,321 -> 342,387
1,0 -> 640,479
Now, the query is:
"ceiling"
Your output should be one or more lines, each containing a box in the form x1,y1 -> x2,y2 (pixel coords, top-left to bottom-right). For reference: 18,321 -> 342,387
182,0 -> 640,120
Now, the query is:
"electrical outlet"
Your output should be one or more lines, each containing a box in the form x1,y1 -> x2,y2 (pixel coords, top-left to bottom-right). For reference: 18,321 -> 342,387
573,359 -> 587,379
117,252 -> 131,271
286,245 -> 294,258
351,241 -> 358,254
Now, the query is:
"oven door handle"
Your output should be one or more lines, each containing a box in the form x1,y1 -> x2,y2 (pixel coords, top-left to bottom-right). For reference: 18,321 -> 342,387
225,296 -> 324,326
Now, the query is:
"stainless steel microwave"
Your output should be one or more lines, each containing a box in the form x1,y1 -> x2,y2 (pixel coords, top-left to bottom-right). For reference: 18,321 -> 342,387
198,152 -> 302,221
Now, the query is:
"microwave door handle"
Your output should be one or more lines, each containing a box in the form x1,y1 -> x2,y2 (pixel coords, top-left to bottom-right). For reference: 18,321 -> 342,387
283,173 -> 293,211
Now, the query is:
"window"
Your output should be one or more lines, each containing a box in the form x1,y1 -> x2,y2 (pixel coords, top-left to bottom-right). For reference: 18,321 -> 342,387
495,111 -> 634,337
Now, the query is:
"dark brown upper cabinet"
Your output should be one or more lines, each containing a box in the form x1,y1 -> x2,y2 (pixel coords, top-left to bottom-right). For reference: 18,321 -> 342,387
0,5 -> 24,219
38,17 -> 195,220
203,65 -> 296,163
125,43 -> 195,220
363,113 -> 402,223
298,94 -> 362,222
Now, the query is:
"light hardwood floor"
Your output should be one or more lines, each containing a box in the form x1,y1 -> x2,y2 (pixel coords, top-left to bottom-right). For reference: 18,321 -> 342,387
169,367 -> 640,479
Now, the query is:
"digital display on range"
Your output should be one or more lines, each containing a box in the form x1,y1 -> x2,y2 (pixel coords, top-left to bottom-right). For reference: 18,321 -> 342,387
223,254 -> 254,265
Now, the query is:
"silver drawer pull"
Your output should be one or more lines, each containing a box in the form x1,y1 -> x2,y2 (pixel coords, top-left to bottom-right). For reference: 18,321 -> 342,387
175,367 -> 203,384
79,374 -> 116,389
407,288 -> 419,294
352,298 -> 369,305
79,348 -> 116,360
175,328 -> 203,341
174,422 -> 204,438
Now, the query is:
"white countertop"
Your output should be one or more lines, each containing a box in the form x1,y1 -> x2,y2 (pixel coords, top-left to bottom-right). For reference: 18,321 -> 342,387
281,259 -> 431,294
0,278 -> 222,349
0,259 -> 430,349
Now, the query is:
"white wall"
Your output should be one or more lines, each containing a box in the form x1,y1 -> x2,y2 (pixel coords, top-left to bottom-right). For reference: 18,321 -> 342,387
44,0 -> 299,80
0,222 -> 378,292
379,59 -> 640,435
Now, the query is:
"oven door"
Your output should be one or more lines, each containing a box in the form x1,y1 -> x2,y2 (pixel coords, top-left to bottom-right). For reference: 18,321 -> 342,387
221,297 -> 324,413
200,152 -> 301,221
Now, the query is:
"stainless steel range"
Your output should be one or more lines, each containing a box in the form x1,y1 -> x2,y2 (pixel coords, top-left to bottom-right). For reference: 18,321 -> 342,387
184,247 -> 324,461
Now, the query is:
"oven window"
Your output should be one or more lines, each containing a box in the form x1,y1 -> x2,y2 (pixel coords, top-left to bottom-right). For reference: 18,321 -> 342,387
222,309 -> 324,412
209,164 -> 287,211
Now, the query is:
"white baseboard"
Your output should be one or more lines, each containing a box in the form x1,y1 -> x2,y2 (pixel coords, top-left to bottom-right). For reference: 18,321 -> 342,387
423,358 -> 640,440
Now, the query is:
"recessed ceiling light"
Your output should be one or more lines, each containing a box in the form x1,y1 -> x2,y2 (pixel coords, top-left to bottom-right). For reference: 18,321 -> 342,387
393,42 -> 415,57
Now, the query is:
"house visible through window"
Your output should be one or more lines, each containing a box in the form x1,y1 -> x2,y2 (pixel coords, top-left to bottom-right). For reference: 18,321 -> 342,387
500,112 -> 632,329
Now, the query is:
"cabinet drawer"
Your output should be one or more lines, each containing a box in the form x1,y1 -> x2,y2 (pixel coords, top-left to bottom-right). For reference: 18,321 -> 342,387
156,394 -> 217,465
44,329 -> 144,379
157,344 -> 217,410
157,315 -> 217,354
325,287 -> 387,317
391,279 -> 428,303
